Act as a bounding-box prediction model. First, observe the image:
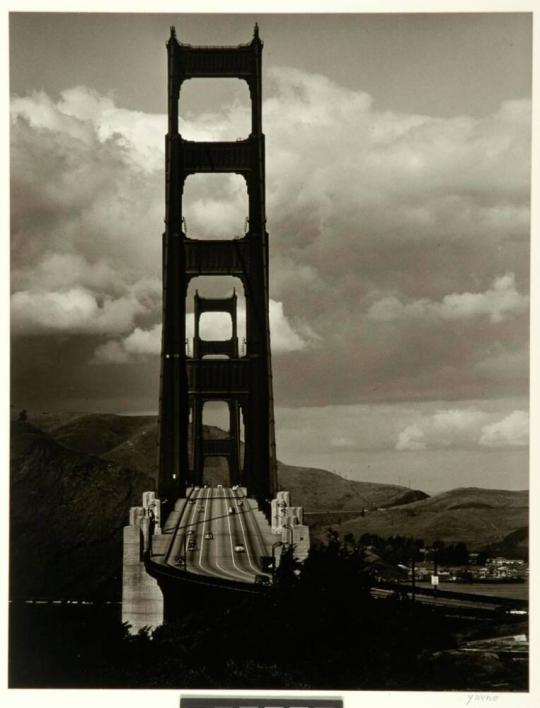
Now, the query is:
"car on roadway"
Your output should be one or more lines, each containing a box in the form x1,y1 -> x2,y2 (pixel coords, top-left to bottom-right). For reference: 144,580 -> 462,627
228,506 -> 234,515
198,505 -> 204,512
234,544 -> 245,553
217,484 -> 223,488
188,540 -> 197,551
186,529 -> 194,536
188,499 -> 195,504
255,574 -> 270,585
204,532 -> 214,540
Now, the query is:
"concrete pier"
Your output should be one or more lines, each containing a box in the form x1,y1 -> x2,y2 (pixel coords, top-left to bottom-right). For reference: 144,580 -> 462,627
121,496 -> 164,634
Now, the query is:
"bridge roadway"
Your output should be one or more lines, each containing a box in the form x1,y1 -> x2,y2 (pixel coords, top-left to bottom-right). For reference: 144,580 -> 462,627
162,486 -> 273,584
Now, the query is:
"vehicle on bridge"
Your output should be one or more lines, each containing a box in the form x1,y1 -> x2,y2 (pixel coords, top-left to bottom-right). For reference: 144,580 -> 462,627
234,544 -> 245,553
188,540 -> 197,551
255,574 -> 270,585
204,532 -> 214,540
228,506 -> 234,514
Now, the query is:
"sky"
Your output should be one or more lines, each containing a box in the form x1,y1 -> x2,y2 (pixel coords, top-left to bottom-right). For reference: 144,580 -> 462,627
9,11 -> 531,494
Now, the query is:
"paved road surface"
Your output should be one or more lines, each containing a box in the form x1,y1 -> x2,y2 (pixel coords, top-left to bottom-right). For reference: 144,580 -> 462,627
166,487 -> 272,584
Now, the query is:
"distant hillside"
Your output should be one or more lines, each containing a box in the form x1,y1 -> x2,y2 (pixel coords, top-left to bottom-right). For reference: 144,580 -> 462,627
484,526 -> 529,561
35,412 -> 427,510
10,419 -> 154,600
277,462 -> 428,513
33,412 -> 157,459
10,412 -> 528,600
330,487 -> 528,550
10,412 -> 425,600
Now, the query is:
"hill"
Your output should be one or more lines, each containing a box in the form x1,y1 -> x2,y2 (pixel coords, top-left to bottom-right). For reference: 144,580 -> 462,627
10,412 -> 528,599
277,462 -> 427,514
32,412 -> 428,509
10,412 -> 427,600
10,419 -> 155,600
35,412 -> 157,458
331,487 -> 528,550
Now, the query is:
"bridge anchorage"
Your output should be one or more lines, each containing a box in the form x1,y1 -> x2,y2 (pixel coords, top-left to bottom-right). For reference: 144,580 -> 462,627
122,25 -> 310,632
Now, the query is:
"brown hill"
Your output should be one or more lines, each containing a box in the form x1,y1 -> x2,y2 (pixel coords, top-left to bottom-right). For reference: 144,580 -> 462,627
11,412 -> 527,600
10,419 -> 155,600
331,487 -> 528,550
277,462 -> 427,513
40,414 -> 427,511
35,412 -> 157,458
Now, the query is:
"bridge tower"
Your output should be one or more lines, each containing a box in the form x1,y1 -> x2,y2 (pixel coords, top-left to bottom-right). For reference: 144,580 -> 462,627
190,290 -> 242,486
158,25 -> 277,509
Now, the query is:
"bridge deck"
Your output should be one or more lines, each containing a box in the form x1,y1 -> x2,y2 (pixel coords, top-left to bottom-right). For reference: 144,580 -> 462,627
151,486 -> 275,585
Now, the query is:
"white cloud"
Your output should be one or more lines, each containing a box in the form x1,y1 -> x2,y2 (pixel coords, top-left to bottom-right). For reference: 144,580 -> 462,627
395,407 -> 529,451
123,324 -> 162,356
396,424 -> 427,451
269,300 -> 315,352
479,410 -> 529,448
11,253 -> 120,294
10,75 -> 530,406
92,299 -> 312,364
12,86 -> 165,172
92,324 -> 162,364
185,299 -> 313,353
91,340 -> 131,365
10,287 -> 146,336
368,273 -> 528,324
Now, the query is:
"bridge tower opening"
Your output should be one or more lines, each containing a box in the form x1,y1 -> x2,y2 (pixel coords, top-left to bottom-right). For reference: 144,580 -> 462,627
158,24 -> 277,510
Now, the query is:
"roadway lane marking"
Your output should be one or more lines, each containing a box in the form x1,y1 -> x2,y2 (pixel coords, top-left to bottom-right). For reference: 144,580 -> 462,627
243,497 -> 272,580
225,489 -> 254,580
183,488 -> 202,571
195,487 -> 229,581
235,492 -> 268,566
169,492 -> 195,568
231,492 -> 259,577
198,487 -> 211,567
211,488 -> 243,582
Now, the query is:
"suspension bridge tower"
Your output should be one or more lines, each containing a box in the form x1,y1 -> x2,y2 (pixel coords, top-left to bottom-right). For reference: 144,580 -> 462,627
157,24 -> 278,511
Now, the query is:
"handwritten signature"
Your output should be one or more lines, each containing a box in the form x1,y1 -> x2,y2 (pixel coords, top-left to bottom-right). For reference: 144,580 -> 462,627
467,696 -> 499,705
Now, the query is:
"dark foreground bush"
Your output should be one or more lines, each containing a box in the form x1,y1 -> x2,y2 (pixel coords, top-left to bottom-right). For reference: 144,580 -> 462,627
9,534 -> 527,690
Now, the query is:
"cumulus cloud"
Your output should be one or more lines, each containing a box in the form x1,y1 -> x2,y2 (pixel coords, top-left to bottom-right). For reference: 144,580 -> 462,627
396,424 -> 427,451
367,273 -> 528,324
479,410 -> 529,448
11,287 -> 147,336
92,299 -> 313,364
12,86 -> 165,172
395,407 -> 528,451
10,72 -> 530,408
92,324 -> 162,364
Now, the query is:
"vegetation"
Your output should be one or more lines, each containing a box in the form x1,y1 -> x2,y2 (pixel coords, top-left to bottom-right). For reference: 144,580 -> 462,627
8,414 -> 528,689
354,532 -> 476,567
335,487 -> 529,552
9,532 -> 527,690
